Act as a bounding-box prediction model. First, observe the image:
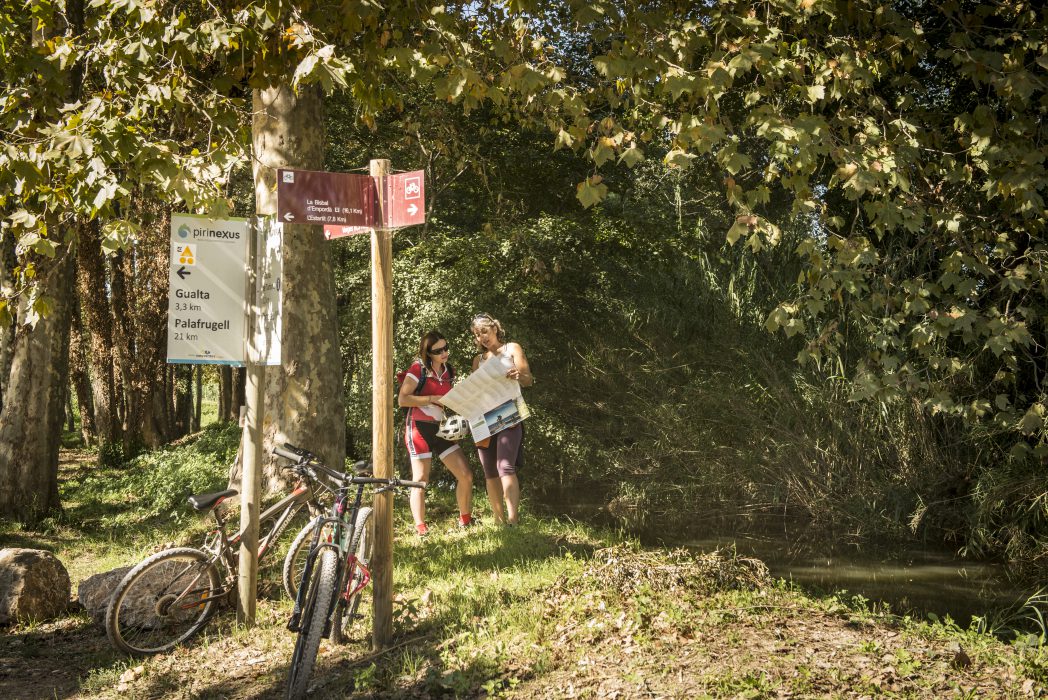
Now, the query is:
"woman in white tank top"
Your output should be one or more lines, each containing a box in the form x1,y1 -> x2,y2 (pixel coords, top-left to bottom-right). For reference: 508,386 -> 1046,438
471,313 -> 534,526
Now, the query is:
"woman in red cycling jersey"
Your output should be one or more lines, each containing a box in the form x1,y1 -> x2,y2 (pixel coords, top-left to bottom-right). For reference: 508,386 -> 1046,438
398,330 -> 474,535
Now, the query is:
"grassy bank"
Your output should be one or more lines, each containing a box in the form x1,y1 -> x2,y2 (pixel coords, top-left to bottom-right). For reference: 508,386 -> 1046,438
2,431 -> 1047,698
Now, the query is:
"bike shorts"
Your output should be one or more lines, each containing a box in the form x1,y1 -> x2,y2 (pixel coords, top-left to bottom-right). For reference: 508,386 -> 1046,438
477,423 -> 523,479
405,417 -> 460,461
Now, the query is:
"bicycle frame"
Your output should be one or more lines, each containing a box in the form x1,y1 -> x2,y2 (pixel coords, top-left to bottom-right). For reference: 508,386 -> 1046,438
289,475 -> 369,631
229,478 -> 327,559
168,471 -> 332,609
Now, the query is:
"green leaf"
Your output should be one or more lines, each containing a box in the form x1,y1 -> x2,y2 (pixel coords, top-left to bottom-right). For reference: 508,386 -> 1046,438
576,176 -> 608,208
664,149 -> 696,169
1020,404 -> 1045,436
590,137 -> 616,167
554,129 -> 574,150
726,219 -> 748,245
618,144 -> 644,168
32,238 -> 56,258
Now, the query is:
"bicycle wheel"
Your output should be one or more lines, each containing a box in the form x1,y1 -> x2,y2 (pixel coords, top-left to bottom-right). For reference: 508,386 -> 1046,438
332,506 -> 373,644
282,518 -> 321,600
105,547 -> 222,656
286,548 -> 339,700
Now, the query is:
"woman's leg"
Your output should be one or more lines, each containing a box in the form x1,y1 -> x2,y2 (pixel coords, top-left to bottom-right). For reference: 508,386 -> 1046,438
477,441 -> 505,523
439,448 -> 474,520
409,457 -> 431,527
501,474 -> 520,525
485,478 -> 506,524
494,425 -> 523,525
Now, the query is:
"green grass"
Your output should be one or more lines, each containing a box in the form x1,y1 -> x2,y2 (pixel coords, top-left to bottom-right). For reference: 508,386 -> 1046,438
0,421 -> 238,584
4,431 -> 1047,699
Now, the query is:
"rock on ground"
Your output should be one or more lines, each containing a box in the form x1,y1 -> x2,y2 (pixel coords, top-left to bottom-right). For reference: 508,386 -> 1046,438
0,548 -> 71,625
77,566 -> 131,623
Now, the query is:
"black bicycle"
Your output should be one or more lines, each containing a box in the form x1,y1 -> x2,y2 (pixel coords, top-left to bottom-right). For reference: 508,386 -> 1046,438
105,459 -> 330,656
273,443 -> 425,700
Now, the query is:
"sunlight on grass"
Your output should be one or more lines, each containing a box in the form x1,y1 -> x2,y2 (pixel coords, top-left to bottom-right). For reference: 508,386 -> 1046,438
7,429 -> 1045,699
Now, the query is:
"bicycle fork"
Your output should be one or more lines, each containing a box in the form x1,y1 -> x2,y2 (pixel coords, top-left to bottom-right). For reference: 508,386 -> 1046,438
287,519 -> 339,633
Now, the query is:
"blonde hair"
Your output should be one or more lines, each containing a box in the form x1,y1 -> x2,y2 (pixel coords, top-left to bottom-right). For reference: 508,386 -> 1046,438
471,312 -> 505,350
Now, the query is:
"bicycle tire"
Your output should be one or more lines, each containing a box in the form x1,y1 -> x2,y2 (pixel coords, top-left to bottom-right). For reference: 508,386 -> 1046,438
105,547 -> 222,656
286,548 -> 339,700
332,506 -> 374,644
282,518 -> 321,600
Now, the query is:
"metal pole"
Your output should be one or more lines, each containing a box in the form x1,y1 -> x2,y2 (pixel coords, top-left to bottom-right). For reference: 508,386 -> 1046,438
370,158 -> 394,649
237,220 -> 265,626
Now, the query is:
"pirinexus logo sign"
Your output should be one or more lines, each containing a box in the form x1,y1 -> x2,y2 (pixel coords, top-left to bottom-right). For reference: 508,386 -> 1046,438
178,224 -> 191,239
190,226 -> 242,242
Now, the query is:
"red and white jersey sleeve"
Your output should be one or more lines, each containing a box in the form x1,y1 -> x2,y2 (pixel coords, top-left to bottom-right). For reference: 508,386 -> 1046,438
405,361 -> 453,422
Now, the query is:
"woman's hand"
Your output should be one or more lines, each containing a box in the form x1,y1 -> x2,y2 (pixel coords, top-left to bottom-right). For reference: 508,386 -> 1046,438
506,365 -> 532,384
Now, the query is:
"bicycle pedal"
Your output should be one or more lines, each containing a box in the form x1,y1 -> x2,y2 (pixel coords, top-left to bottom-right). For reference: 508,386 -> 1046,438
287,613 -> 301,632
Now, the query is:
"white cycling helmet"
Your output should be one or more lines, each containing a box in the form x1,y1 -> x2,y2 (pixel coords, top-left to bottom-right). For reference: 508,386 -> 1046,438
436,415 -> 470,441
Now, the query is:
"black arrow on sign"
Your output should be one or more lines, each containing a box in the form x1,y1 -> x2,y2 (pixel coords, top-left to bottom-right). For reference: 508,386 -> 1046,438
177,266 -> 190,279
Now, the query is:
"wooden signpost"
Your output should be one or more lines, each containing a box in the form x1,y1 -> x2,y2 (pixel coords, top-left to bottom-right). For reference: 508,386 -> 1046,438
276,160 -> 426,648
369,158 -> 395,648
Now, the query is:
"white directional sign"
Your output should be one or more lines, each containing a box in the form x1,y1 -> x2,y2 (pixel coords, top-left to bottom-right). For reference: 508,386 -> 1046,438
167,214 -> 250,365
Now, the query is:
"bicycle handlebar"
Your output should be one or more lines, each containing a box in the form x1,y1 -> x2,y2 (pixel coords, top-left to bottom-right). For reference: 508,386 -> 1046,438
273,444 -> 307,462
272,443 -> 425,491
376,479 -> 428,491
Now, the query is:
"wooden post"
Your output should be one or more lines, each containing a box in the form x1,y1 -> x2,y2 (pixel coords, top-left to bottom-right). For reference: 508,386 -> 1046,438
370,158 -> 394,649
237,221 -> 265,626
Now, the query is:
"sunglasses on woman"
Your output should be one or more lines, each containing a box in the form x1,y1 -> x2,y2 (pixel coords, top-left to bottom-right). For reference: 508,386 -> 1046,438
428,344 -> 449,355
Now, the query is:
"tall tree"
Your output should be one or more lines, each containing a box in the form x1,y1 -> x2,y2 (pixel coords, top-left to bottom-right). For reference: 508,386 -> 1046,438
0,252 -> 75,518
0,0 -> 83,519
253,84 -> 346,485
76,220 -> 119,453
68,291 -> 96,445
513,0 -> 1048,446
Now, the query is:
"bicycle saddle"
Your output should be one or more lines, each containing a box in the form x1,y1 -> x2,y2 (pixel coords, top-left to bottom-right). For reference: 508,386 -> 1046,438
187,488 -> 238,511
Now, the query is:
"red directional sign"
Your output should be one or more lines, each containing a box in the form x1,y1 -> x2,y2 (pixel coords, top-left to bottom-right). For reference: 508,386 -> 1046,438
279,168 -> 425,235
384,170 -> 426,229
277,169 -> 375,227
323,224 -> 370,240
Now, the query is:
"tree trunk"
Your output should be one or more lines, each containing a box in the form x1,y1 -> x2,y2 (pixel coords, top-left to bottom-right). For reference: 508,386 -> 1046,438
111,208 -> 172,451
69,293 -> 96,445
172,364 -> 192,439
76,220 -> 119,451
109,250 -> 138,456
0,251 -> 75,520
253,83 -> 346,491
0,235 -> 18,411
193,365 -> 202,432
233,367 -> 246,420
0,0 -> 82,519
218,366 -> 232,422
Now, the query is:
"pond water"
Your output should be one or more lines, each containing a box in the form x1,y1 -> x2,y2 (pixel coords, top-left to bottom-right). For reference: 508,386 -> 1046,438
533,488 -> 1028,628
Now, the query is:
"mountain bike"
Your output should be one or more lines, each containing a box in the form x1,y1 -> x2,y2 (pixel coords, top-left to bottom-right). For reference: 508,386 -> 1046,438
104,460 -> 331,656
274,443 -> 425,700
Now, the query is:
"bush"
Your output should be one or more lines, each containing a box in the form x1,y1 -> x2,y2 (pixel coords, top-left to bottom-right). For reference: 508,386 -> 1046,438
115,422 -> 239,519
